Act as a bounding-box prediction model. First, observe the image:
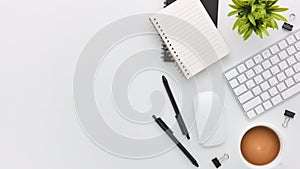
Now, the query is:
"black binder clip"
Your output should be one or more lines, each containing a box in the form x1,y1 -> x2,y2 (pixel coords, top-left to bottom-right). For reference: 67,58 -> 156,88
282,110 -> 296,128
282,13 -> 296,31
212,154 -> 229,168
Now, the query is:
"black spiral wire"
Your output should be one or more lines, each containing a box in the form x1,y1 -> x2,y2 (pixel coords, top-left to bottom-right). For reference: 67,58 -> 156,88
161,0 -> 177,62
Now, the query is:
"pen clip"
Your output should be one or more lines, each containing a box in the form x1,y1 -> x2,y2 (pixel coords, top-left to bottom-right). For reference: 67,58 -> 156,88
176,113 -> 189,137
152,115 -> 172,133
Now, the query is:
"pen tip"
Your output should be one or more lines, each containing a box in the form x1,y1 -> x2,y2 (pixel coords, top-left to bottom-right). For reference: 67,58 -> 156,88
162,75 -> 167,81
152,115 -> 157,119
186,134 -> 190,140
193,160 -> 199,167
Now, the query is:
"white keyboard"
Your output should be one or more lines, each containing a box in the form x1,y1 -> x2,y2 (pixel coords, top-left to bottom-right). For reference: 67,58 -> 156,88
224,30 -> 300,120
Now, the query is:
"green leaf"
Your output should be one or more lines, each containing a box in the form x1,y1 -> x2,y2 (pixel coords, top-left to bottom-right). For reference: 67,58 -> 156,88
266,0 -> 279,7
269,7 -> 288,12
254,28 -> 263,38
258,25 -> 270,36
228,10 -> 240,17
243,28 -> 254,40
229,4 -> 239,9
251,4 -> 256,12
248,13 -> 256,26
238,22 -> 250,35
260,9 -> 266,15
256,4 -> 266,9
250,0 -> 256,5
232,19 -> 240,30
270,18 -> 276,28
271,19 -> 279,29
271,12 -> 288,22
232,0 -> 244,7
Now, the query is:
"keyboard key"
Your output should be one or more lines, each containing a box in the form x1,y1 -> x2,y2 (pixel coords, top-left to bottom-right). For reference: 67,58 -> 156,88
225,69 -> 238,80
295,41 -> 300,50
253,86 -> 262,95
277,72 -> 287,82
285,67 -> 295,77
262,60 -> 272,69
234,84 -> 247,96
262,49 -> 271,58
278,50 -> 288,59
238,91 -> 254,104
245,59 -> 255,68
270,45 -> 280,54
246,79 -> 255,89
278,40 -> 288,49
254,65 -> 263,74
260,81 -> 270,91
246,69 -> 255,78
254,54 -> 263,64
293,62 -> 300,72
254,75 -> 264,84
278,60 -> 288,70
294,73 -> 300,82
287,56 -> 297,65
237,64 -> 247,73
285,77 -> 295,87
287,35 -> 296,44
229,79 -> 239,88
255,105 -> 264,114
295,31 -> 300,40
270,55 -> 280,64
246,110 -> 257,120
242,96 -> 262,112
295,52 -> 300,61
263,100 -> 272,110
237,74 -> 247,83
271,95 -> 283,105
282,82 -> 300,99
269,77 -> 279,86
270,65 -> 280,75
287,46 -> 296,55
262,70 -> 272,79
261,91 -> 270,101
277,82 -> 287,92
269,87 -> 278,96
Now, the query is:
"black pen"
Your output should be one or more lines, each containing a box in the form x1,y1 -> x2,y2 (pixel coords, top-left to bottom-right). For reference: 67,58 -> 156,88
152,115 -> 199,167
162,75 -> 190,139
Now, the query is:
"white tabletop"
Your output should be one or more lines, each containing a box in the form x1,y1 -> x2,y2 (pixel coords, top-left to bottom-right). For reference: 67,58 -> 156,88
0,0 -> 299,169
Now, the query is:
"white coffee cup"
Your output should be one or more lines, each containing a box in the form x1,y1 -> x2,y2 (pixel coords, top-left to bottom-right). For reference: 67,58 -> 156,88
239,123 -> 285,169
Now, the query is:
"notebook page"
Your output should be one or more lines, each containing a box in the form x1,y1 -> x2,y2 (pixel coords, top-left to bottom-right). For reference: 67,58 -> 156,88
149,0 -> 229,79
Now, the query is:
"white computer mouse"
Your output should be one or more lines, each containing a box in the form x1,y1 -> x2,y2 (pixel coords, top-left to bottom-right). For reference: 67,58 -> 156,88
193,91 -> 226,147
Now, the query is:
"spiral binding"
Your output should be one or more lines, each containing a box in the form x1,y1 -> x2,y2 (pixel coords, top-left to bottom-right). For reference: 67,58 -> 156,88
161,0 -> 177,62
161,44 -> 174,62
153,17 -> 190,78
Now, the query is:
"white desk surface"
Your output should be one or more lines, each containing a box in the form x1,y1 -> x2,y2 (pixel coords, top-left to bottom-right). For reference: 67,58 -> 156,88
0,0 -> 299,169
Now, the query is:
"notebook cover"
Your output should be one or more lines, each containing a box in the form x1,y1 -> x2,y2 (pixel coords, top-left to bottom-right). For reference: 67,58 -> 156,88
164,0 -> 219,27
201,0 -> 219,27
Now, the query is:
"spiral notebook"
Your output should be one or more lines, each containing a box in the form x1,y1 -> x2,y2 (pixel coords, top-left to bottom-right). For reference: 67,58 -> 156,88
149,0 -> 229,79
161,0 -> 219,62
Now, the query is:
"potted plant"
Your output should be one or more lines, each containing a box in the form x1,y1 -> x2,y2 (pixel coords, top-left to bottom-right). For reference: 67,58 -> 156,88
228,0 -> 288,40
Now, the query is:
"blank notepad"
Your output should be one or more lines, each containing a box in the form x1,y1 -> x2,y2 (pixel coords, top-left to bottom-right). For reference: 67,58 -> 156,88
149,0 -> 230,79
